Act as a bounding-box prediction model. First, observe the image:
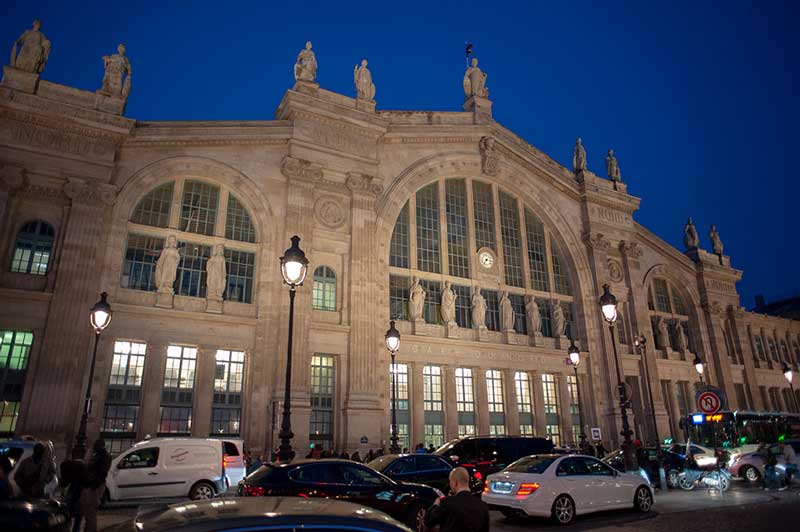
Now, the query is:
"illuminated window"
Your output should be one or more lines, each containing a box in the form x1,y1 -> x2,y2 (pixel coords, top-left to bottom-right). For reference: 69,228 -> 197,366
415,183 -> 440,273
423,365 -> 443,411
514,372 -> 532,413
542,373 -> 558,415
310,355 -> 335,450
486,370 -> 504,413
389,363 -> 409,410
11,220 -> 54,276
546,425 -> 561,446
489,424 -> 505,435
312,266 -> 337,311
520,424 -> 534,436
180,180 -> 219,236
455,368 -> 474,412
0,330 -> 34,435
458,424 -> 476,437
424,424 -> 444,448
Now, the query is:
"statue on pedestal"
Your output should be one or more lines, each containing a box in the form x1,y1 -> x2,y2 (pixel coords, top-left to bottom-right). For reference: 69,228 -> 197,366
206,244 -> 227,300
710,224 -> 724,256
98,44 -> 132,99
463,58 -> 488,99
605,149 -> 621,182
500,291 -> 514,331
471,288 -> 486,329
441,281 -> 457,325
525,295 -> 541,335
676,322 -> 689,351
683,217 -> 699,249
551,300 -> 566,337
155,235 -> 181,293
656,317 -> 670,349
294,41 -> 317,82
573,137 -> 587,173
10,20 -> 50,73
409,276 -> 426,322
353,59 -> 376,101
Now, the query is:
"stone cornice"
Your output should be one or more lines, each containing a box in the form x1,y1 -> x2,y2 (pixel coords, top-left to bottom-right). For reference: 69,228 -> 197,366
280,155 -> 323,183
124,137 -> 289,148
346,172 -> 383,196
633,222 -> 698,271
64,176 -> 117,206
0,107 -> 125,143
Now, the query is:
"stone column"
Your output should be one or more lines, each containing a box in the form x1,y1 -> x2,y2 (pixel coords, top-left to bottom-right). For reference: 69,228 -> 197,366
18,178 -> 116,449
701,301 -> 737,404
0,166 -> 24,253
138,342 -> 167,440
729,310 -> 763,410
443,366 -> 458,439
502,369 -> 520,435
530,370 -> 547,436
473,367 -> 490,434
556,373 -> 573,444
192,347 -> 216,437
410,363 -> 425,447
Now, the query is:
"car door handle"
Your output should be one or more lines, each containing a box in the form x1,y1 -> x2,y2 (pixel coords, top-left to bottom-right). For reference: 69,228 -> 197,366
147,472 -> 158,476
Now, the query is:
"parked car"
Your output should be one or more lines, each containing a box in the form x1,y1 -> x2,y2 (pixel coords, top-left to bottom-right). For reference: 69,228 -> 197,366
667,443 -> 719,468
603,447 -> 687,488
106,437 -> 228,501
729,439 -> 800,483
237,459 -> 441,530
434,436 -> 554,488
104,497 -> 413,532
482,454 -> 653,525
0,438 -> 58,497
0,499 -> 70,531
220,438 -> 245,489
368,453 -> 482,494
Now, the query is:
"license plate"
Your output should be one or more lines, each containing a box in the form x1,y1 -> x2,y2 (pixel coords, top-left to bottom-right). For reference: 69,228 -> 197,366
491,481 -> 514,494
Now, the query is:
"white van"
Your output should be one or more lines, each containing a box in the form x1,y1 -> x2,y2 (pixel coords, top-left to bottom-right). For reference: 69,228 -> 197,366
221,438 -> 245,489
106,438 -> 228,501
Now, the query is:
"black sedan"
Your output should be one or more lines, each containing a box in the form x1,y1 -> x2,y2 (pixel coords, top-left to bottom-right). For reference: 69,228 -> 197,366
0,499 -> 70,531
368,453 -> 483,494
237,459 -> 441,530
105,497 -> 413,532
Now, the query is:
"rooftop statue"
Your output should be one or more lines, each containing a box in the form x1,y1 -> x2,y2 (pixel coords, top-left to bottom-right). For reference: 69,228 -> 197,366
463,58 -> 488,99
99,44 -> 132,99
683,217 -> 699,249
710,224 -> 724,256
10,19 -> 50,74
294,41 -> 317,82
605,149 -> 621,182
353,59 -> 376,100
573,137 -> 587,173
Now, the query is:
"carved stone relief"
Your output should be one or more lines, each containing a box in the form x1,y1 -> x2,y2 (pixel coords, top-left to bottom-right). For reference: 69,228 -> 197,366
479,136 -> 499,176
314,196 -> 347,229
346,172 -> 383,196
607,258 -> 624,282
280,156 -> 323,183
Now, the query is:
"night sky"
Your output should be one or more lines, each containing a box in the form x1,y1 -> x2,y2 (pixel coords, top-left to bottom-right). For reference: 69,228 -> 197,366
3,1 -> 797,308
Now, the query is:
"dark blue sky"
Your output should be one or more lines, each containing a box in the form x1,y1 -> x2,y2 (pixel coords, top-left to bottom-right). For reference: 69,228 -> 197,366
4,1 -> 798,308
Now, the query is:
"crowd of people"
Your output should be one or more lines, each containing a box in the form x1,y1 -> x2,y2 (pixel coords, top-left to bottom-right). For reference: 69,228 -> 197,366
755,440 -> 798,491
0,438 -> 112,532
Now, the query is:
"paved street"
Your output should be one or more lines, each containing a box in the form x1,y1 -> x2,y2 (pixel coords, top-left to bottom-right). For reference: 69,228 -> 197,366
98,483 -> 800,531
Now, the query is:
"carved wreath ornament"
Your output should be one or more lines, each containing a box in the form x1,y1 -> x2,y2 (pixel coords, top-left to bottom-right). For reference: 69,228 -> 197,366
607,258 -> 624,283
314,197 -> 346,229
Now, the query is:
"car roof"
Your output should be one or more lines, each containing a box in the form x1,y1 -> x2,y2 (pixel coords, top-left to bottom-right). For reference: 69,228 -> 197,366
136,497 -> 410,532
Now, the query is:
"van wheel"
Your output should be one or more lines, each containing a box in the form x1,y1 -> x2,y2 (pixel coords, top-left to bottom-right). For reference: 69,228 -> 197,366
551,494 -> 575,525
189,481 -> 215,500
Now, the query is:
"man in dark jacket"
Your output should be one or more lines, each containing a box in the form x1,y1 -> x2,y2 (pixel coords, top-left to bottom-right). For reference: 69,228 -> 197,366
425,467 -> 489,532
75,439 -> 112,532
15,443 -> 55,498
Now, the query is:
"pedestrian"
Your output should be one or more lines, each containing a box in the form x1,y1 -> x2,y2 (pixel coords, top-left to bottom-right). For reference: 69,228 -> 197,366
351,451 -> 361,463
424,467 -> 489,532
75,439 -> 112,532
0,455 -> 14,500
365,449 -> 375,462
14,443 -> 55,499
248,454 -> 264,474
415,443 -> 426,454
594,441 -> 608,458
755,442 -> 779,490
402,447 -> 409,454
427,444 -> 435,453
340,451 -> 350,460
780,441 -> 798,490
60,458 -> 85,532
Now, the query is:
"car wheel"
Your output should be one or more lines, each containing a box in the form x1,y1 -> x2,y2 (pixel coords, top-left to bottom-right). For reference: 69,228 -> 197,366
634,486 -> 653,512
678,475 -> 695,491
406,503 -> 426,532
551,494 -> 575,525
667,469 -> 680,488
717,474 -> 731,492
742,466 -> 761,483
189,481 -> 215,500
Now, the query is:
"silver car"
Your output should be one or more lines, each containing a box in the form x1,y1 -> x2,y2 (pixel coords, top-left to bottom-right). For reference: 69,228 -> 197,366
729,440 -> 800,483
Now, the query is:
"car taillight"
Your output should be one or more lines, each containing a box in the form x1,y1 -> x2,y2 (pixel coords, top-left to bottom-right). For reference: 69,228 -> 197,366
483,483 -> 489,494
242,485 -> 265,497
516,482 -> 540,496
473,471 -> 483,480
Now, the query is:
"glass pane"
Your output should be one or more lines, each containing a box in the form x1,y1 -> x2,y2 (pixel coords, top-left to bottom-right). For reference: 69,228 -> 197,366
445,179 -> 470,278
225,249 -> 255,304
225,194 -> 256,243
180,180 -> 220,236
389,275 -> 409,321
131,182 -> 174,228
415,183 -> 441,273
176,242 -> 211,298
551,239 -> 572,296
472,181 -> 496,251
121,234 -> 164,291
390,202 -> 410,268
499,192 -> 524,287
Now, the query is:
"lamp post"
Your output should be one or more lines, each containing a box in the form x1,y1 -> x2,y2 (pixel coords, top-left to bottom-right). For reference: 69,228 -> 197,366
71,292 -> 112,460
693,354 -> 705,386
599,284 -> 636,470
634,335 -> 659,446
278,235 -> 309,462
567,339 -> 587,451
783,362 -> 797,412
386,320 -> 401,454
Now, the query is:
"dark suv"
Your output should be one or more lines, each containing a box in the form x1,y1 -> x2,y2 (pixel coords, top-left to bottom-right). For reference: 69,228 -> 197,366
238,459 -> 439,530
434,436 -> 553,487
368,453 -> 482,494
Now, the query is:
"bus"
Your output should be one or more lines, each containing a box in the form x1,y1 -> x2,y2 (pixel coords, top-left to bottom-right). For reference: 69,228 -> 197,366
682,410 -> 800,454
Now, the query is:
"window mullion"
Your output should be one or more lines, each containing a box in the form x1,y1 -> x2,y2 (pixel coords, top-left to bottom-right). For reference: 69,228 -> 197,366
408,193 -> 418,270
464,178 -> 478,268
438,178 -> 449,276
168,178 -> 184,229
518,202 -> 531,290
216,189 -> 229,238
544,227 -> 556,295
491,184 -> 504,279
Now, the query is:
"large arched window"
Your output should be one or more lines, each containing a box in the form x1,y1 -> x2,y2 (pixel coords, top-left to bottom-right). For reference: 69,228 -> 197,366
122,179 -> 258,303
647,277 -> 694,354
312,266 -> 337,311
11,220 -> 54,276
388,177 -> 575,338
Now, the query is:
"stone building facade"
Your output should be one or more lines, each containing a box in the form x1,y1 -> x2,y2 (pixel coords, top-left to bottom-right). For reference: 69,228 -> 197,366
1,34 -> 798,458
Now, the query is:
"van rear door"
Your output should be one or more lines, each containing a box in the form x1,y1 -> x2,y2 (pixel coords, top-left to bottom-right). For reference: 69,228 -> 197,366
222,440 -> 245,487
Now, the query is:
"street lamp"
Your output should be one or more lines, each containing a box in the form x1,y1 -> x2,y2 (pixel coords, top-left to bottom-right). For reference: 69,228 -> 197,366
598,284 -> 635,470
385,320 -> 401,454
71,292 -> 112,459
693,354 -> 705,386
783,362 -> 797,411
278,235 -> 309,462
567,339 -> 587,451
634,335 -> 659,446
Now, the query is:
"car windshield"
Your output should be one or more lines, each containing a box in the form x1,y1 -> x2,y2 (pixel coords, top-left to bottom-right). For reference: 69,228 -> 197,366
367,455 -> 396,472
504,456 -> 557,474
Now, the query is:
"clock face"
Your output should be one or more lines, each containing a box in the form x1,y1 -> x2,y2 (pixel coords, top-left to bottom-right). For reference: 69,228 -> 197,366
479,251 -> 494,269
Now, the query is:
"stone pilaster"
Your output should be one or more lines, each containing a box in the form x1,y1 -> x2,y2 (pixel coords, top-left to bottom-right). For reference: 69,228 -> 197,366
556,373 -> 573,444
0,165 -> 25,252
410,363 -> 424,447
502,368 -> 520,435
443,366 -> 458,440
530,370 -> 547,437
192,346 -> 216,437
18,178 -> 116,449
701,301 -> 737,403
473,367 -> 490,434
729,309 -> 762,410
138,342 -> 167,439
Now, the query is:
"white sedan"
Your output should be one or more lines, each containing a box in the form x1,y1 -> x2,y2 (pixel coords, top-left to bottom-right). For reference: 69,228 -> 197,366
481,454 -> 653,525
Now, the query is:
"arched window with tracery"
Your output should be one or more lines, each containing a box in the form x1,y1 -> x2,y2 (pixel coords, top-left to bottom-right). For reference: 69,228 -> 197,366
11,220 -> 54,276
646,277 -> 694,354
388,177 -> 576,338
122,179 -> 258,303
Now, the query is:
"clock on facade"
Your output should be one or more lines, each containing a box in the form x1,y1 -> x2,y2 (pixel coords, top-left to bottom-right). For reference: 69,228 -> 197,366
478,251 -> 494,269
